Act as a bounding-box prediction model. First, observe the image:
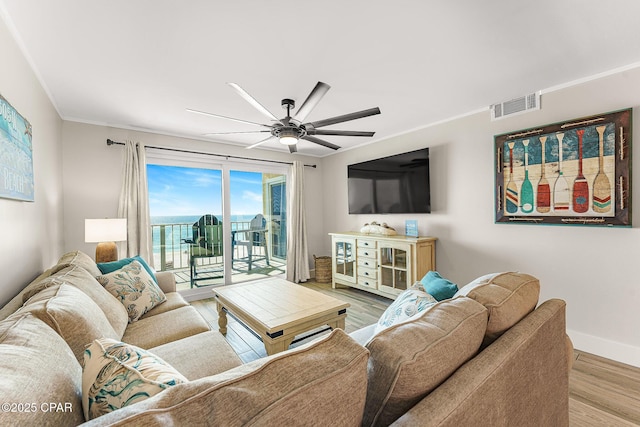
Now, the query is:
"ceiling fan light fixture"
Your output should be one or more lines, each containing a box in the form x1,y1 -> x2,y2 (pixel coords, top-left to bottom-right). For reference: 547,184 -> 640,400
278,127 -> 300,145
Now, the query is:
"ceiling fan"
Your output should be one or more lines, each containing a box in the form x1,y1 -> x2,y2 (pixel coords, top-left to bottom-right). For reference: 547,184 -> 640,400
187,82 -> 381,153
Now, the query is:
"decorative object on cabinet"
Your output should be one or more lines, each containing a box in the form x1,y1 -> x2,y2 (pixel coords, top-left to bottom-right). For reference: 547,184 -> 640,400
494,108 -> 631,226
329,232 -> 436,299
404,220 -> 418,237
359,221 -> 397,235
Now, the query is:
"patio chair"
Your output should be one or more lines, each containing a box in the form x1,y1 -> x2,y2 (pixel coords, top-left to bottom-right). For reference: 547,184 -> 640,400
183,214 -> 223,287
232,214 -> 270,271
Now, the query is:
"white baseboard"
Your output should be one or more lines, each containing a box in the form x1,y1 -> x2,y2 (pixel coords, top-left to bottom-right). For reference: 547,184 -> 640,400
567,329 -> 640,368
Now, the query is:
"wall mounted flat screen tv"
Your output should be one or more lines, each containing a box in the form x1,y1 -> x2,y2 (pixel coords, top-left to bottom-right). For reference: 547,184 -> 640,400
348,147 -> 431,214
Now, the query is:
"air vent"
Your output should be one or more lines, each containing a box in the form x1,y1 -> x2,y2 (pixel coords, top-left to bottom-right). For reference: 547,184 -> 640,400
490,92 -> 540,120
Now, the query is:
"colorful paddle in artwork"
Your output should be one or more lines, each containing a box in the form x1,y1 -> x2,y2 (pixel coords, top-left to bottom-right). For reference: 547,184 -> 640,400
536,136 -> 550,213
520,139 -> 534,213
506,141 -> 518,213
553,132 -> 570,212
572,129 -> 589,213
592,125 -> 611,213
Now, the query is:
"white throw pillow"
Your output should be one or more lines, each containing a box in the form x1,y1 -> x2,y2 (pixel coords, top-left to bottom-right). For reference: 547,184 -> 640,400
82,338 -> 187,421
374,288 -> 437,335
96,260 -> 166,322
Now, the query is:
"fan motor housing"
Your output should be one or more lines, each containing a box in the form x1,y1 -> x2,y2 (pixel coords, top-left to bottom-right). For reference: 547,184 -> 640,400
271,124 -> 305,140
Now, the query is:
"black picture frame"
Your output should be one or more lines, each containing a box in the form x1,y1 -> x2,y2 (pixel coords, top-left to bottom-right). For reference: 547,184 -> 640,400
494,108 -> 632,226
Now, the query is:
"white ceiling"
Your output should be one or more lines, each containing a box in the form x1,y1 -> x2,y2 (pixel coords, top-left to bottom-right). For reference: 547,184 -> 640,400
2,0 -> 640,157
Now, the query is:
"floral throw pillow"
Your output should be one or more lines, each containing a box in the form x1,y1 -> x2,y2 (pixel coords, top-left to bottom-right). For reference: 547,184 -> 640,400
374,288 -> 437,335
96,260 -> 166,323
82,338 -> 187,421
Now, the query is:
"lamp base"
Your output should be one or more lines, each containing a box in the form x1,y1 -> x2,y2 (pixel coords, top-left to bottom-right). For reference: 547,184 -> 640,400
95,242 -> 118,263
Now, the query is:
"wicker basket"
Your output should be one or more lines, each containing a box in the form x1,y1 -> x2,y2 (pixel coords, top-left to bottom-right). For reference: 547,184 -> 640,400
314,255 -> 332,283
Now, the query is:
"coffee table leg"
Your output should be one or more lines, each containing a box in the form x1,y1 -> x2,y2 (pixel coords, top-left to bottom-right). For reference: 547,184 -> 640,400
328,317 -> 346,331
264,337 -> 294,356
216,301 -> 228,335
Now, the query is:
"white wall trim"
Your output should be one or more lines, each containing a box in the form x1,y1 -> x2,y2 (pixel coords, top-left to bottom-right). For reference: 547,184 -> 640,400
568,329 -> 640,368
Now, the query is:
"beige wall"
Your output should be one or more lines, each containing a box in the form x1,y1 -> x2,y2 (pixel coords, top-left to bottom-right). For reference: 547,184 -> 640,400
322,67 -> 640,367
0,17 -> 64,306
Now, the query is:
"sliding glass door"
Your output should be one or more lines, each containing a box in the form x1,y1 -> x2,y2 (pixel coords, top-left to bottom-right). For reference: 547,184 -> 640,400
229,170 -> 287,284
147,164 -> 225,289
146,155 -> 287,293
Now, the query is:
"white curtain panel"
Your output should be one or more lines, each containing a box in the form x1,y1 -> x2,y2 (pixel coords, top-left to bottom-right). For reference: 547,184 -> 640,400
117,141 -> 152,265
286,161 -> 310,283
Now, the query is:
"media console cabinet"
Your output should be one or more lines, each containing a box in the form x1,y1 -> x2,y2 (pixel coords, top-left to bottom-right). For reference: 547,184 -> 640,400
329,232 -> 436,300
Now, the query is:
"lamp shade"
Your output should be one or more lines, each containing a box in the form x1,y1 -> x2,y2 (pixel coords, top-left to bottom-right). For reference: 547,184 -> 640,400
85,218 -> 127,243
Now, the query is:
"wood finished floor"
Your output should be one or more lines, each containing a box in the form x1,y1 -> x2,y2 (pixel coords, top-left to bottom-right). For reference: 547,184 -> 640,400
191,281 -> 640,426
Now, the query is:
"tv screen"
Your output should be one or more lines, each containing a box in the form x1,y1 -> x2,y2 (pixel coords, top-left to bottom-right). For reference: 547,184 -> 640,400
348,148 -> 431,214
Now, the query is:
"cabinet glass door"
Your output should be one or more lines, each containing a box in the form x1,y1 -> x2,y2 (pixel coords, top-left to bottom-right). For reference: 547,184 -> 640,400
334,238 -> 356,282
379,244 -> 410,294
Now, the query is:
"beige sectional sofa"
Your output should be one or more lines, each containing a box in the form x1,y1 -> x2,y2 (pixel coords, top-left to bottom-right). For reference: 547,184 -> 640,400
0,251 -> 571,426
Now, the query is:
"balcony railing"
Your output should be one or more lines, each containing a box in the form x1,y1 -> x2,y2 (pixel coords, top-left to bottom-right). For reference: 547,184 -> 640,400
151,221 -> 252,271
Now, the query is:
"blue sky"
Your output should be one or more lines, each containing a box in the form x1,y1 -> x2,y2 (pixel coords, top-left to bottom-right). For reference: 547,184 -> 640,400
147,164 -> 264,217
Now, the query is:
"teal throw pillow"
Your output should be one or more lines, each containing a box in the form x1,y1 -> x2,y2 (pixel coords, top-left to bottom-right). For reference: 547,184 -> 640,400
420,271 -> 458,301
97,255 -> 156,282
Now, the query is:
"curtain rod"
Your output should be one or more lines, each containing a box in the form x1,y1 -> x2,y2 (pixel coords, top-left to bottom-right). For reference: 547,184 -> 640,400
106,139 -> 317,168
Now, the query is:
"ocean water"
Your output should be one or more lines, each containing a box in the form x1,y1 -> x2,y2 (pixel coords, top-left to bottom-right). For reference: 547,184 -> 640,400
151,214 -> 257,254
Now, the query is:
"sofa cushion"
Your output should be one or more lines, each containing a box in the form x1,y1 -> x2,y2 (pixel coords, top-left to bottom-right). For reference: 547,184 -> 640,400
455,272 -> 540,345
149,331 -> 243,380
0,313 -> 85,427
121,306 -> 210,349
374,288 -> 437,334
17,283 -> 120,364
97,255 -> 157,282
22,265 -> 128,338
80,329 -> 369,427
82,338 -> 188,421
363,297 -> 488,427
0,266 -> 56,322
55,250 -> 103,277
140,292 -> 189,319
419,270 -> 459,301
96,261 -> 167,323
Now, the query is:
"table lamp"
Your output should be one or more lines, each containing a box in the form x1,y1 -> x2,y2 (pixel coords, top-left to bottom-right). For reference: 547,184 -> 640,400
85,218 -> 127,263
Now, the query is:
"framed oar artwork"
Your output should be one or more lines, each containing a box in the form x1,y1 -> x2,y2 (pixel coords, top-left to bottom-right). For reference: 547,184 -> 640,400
494,108 -> 631,226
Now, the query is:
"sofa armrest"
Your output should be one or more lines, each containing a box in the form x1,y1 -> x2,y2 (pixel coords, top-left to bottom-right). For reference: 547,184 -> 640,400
155,271 -> 177,293
391,299 -> 570,427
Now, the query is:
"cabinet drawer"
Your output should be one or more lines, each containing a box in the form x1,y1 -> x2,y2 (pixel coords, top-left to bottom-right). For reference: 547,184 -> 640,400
357,258 -> 376,269
357,239 -> 377,249
358,276 -> 378,288
357,247 -> 377,259
358,266 -> 377,279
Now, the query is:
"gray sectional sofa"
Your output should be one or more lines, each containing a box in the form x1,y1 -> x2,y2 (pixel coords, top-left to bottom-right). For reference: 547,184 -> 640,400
0,250 -> 571,426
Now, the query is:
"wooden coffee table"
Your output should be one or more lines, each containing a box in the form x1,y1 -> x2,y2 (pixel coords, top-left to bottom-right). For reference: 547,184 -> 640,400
213,278 -> 350,355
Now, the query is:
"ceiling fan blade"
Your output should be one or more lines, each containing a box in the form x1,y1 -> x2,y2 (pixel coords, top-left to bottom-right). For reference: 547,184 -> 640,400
186,108 -> 270,128
228,82 -> 279,121
203,130 -> 271,136
288,144 -> 298,153
302,135 -> 340,150
309,129 -> 375,137
307,107 -> 381,129
246,136 -> 276,150
293,81 -> 330,122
